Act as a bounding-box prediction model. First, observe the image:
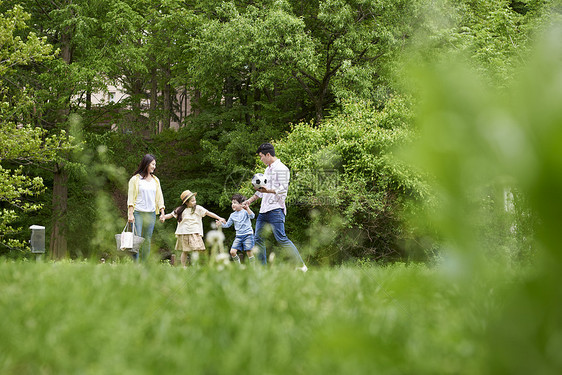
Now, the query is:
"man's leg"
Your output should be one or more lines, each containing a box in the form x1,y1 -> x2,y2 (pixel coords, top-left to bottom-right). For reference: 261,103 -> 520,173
254,213 -> 268,264
269,209 -> 306,267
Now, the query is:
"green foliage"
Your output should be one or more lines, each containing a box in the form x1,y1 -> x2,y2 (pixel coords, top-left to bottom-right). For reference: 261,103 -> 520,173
274,96 -> 429,263
0,261 -> 520,374
404,0 -> 549,86
403,20 -> 562,373
0,3 -> 73,253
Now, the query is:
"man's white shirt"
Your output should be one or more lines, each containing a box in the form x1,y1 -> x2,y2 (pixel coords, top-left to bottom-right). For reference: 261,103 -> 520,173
255,159 -> 290,215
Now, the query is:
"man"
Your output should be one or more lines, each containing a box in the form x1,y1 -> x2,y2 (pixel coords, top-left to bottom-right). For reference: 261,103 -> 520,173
243,143 -> 308,271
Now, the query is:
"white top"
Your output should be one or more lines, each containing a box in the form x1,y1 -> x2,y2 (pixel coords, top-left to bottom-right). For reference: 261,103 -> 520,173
135,178 -> 157,212
255,159 -> 290,215
172,205 -> 208,235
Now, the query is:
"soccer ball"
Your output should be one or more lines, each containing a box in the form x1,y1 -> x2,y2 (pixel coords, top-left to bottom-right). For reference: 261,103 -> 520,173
252,173 -> 268,189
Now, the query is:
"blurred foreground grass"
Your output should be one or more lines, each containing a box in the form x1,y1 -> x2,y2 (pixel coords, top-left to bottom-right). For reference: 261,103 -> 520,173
0,260 -> 523,375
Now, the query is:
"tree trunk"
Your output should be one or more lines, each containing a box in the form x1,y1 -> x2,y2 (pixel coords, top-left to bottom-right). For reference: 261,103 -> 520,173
314,99 -> 324,125
161,66 -> 171,131
224,76 -> 235,108
150,68 -> 159,131
50,163 -> 68,259
86,89 -> 91,111
50,28 -> 72,259
192,89 -> 201,116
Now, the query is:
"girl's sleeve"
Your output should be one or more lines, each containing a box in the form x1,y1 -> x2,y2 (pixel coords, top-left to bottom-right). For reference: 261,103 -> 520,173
196,205 -> 208,217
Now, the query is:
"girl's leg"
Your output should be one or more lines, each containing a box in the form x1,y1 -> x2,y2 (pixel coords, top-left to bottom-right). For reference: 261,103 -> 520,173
180,251 -> 189,267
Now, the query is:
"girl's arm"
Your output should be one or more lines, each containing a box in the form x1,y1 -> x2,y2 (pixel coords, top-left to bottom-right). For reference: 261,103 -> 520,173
206,211 -> 226,225
161,210 -> 176,222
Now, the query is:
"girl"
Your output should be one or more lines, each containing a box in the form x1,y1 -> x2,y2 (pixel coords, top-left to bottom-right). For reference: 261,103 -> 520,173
127,154 -> 165,262
162,190 -> 226,267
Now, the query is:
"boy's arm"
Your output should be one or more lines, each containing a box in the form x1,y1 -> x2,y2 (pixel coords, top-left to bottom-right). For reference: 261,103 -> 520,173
220,215 -> 233,228
244,206 -> 255,219
243,194 -> 260,207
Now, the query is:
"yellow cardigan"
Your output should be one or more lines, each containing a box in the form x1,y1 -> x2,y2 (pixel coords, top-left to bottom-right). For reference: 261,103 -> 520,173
127,174 -> 165,213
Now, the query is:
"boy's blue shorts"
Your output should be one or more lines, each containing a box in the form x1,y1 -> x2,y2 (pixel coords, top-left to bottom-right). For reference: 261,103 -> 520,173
231,234 -> 255,252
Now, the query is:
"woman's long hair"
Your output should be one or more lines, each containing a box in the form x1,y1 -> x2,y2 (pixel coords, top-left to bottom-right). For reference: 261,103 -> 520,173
133,154 -> 156,178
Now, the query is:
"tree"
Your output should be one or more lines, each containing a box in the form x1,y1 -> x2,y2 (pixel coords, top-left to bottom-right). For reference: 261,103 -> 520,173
185,0 -> 420,125
0,3 -> 72,253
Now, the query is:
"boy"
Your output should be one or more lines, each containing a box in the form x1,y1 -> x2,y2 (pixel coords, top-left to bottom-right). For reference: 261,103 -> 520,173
220,194 -> 256,265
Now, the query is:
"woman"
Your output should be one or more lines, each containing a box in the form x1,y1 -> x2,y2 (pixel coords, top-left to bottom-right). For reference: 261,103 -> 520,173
127,154 -> 165,262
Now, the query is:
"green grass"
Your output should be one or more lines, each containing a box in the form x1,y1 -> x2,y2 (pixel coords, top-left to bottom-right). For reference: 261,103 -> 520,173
0,260 -> 518,374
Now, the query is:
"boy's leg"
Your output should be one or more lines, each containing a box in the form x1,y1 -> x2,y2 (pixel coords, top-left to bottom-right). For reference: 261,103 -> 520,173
230,237 -> 243,264
230,248 -> 241,264
243,234 -> 256,265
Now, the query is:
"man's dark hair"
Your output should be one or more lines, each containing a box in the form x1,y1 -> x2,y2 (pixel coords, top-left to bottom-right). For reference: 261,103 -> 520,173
256,143 -> 275,157
231,193 -> 246,204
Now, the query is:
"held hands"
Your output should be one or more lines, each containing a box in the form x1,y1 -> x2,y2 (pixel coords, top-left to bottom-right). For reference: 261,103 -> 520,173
159,213 -> 166,223
215,218 -> 227,227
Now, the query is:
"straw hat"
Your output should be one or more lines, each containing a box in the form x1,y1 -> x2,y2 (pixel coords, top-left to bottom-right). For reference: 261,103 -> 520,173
180,190 -> 197,205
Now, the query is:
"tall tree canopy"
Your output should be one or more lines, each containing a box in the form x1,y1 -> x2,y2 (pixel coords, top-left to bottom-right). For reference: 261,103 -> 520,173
0,2 -> 72,251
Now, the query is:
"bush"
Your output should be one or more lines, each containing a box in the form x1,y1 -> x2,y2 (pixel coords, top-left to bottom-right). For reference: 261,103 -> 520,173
274,96 -> 429,263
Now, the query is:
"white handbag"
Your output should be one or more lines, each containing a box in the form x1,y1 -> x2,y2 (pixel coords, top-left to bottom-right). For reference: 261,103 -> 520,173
120,224 -> 134,250
115,223 -> 144,253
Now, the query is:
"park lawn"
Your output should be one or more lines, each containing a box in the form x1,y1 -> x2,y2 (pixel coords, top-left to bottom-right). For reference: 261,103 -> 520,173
0,260 -> 512,374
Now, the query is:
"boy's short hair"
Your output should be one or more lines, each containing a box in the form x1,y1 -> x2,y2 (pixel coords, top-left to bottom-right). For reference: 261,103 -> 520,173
256,143 -> 275,157
231,193 -> 246,204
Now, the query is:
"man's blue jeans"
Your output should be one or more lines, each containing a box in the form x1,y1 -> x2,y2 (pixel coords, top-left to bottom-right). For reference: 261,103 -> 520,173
254,208 -> 304,265
133,211 -> 156,262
